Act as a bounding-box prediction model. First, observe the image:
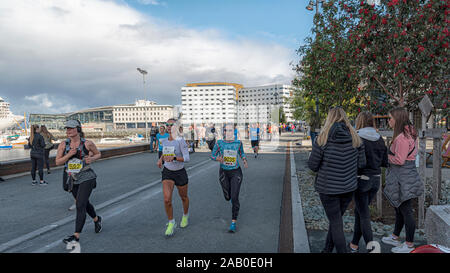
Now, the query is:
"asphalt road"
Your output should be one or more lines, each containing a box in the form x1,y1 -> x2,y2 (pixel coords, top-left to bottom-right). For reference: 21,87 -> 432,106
0,138 -> 291,253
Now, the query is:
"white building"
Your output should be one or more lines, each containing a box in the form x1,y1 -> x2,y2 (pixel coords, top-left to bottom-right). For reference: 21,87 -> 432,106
180,82 -> 295,126
113,99 -> 175,130
181,82 -> 242,125
238,84 -> 294,123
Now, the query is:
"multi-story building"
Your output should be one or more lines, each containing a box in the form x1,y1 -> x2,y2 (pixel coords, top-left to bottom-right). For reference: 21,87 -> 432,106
181,82 -> 242,126
181,82 -> 295,126
113,99 -> 174,130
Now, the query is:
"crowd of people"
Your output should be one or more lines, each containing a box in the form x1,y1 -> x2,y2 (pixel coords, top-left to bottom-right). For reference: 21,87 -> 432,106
18,104 -> 442,253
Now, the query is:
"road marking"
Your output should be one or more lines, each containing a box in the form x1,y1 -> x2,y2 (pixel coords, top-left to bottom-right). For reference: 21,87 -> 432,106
0,159 -> 212,253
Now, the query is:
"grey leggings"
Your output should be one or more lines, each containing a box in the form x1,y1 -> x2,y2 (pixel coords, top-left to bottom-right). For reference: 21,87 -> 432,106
71,179 -> 97,233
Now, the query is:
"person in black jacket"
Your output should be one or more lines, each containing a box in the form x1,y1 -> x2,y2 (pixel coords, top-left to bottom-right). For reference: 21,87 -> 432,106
29,124 -> 47,185
349,112 -> 388,253
308,107 -> 366,253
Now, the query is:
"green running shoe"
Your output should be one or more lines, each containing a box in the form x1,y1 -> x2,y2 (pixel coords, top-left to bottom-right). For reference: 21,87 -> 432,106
165,221 -> 176,236
180,215 -> 189,228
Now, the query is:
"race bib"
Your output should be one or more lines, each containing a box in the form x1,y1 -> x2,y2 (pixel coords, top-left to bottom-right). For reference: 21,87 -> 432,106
250,130 -> 258,140
163,146 -> 175,157
223,150 -> 237,167
67,158 -> 83,173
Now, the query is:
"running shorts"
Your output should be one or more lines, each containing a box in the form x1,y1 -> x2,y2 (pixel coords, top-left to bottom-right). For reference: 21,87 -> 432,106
162,167 -> 188,187
251,140 -> 259,148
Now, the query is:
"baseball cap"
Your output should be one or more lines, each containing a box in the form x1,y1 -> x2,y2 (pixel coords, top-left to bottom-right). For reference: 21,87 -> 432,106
64,120 -> 81,129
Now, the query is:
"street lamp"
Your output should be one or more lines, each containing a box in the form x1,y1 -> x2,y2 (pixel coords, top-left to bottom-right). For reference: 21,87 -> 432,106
218,98 -> 225,124
137,67 -> 149,140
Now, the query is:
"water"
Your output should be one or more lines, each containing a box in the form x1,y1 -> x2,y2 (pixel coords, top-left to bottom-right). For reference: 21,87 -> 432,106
0,149 -> 58,162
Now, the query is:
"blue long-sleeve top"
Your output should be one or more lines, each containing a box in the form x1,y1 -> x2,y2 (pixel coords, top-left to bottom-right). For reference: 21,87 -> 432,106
211,140 -> 246,170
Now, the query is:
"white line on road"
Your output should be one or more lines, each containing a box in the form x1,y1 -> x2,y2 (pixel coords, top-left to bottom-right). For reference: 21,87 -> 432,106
0,159 -> 212,253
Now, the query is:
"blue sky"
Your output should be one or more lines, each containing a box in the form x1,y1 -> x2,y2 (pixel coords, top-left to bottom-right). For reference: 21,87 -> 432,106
125,0 -> 316,52
0,0 -> 318,115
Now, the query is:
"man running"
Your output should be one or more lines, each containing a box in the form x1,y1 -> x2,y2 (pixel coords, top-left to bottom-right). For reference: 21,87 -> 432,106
55,120 -> 102,245
249,123 -> 260,158
157,119 -> 190,236
211,123 -> 248,233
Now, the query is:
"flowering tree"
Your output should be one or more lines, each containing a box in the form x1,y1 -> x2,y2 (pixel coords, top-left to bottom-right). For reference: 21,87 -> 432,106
347,0 -> 449,116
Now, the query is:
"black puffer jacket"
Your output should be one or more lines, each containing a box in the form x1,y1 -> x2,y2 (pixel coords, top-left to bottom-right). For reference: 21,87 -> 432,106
308,122 -> 366,195
356,127 -> 388,176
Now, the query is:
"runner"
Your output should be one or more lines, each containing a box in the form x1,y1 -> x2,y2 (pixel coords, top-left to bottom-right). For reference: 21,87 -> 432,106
156,125 -> 169,163
157,118 -> 190,237
211,123 -> 248,233
249,123 -> 260,158
55,120 -> 102,245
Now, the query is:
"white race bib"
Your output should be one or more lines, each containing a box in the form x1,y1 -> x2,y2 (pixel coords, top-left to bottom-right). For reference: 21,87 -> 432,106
163,146 -> 175,157
223,150 -> 237,167
67,158 -> 83,173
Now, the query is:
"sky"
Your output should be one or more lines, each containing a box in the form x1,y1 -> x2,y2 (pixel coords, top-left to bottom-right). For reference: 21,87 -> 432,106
0,0 -> 317,115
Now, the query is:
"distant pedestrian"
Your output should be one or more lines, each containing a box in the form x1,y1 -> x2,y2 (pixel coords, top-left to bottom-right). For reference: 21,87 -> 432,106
29,124 -> 47,186
308,107 -> 366,253
309,111 -> 321,145
249,123 -> 260,158
150,125 -> 159,152
382,107 -> 424,253
40,125 -> 57,174
349,112 -> 388,253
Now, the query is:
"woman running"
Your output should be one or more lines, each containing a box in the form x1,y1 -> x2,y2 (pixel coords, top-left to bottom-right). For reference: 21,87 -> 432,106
55,120 -> 102,245
157,118 -> 190,236
211,123 -> 248,233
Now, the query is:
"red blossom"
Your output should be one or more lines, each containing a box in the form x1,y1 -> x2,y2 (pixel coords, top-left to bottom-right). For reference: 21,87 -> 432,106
382,18 -> 387,24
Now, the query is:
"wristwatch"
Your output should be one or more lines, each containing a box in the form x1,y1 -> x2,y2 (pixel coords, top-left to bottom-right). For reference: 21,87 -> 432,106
173,156 -> 177,161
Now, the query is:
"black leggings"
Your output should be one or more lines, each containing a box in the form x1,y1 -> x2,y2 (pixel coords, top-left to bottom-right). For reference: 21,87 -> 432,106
219,167 -> 243,220
393,199 -> 416,243
71,179 -> 97,233
319,191 -> 354,253
31,155 -> 44,181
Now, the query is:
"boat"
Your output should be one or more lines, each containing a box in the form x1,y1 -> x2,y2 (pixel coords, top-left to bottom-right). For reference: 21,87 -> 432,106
0,97 -> 25,131
0,145 -> 13,149
99,138 -> 128,144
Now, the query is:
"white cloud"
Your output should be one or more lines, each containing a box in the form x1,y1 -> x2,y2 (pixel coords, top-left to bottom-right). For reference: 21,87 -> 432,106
136,0 -> 165,6
0,0 -> 295,115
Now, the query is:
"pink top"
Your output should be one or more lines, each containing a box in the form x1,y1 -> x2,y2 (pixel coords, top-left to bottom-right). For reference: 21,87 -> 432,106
389,126 -> 418,166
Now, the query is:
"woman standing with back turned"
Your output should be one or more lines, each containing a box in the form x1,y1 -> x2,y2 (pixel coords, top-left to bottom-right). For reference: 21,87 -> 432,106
382,107 -> 424,253
349,112 -> 388,253
308,107 -> 366,253
40,125 -> 57,174
29,124 -> 47,186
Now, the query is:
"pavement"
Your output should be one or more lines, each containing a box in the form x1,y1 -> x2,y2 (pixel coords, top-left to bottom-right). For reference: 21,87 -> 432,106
0,134 -> 301,253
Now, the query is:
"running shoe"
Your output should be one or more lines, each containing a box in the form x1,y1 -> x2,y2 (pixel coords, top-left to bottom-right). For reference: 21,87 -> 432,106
94,216 -> 102,233
180,215 -> 189,228
32,181 -> 38,186
391,242 -> 415,253
381,235 -> 402,247
39,181 -> 48,186
68,203 -> 76,211
228,222 -> 236,233
165,221 -> 176,236
62,235 -> 79,244
349,244 -> 359,253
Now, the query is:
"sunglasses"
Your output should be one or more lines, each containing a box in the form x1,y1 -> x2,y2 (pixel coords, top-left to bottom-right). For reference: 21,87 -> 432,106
165,123 -> 175,127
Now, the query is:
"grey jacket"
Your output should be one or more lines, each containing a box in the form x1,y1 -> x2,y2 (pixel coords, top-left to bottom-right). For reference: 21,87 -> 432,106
383,160 -> 424,208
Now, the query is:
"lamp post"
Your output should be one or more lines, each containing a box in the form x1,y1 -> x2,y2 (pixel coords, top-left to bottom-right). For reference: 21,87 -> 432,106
137,67 -> 148,141
218,98 -> 224,124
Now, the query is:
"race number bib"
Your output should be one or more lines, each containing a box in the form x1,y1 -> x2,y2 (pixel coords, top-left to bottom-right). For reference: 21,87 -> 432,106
67,158 -> 83,173
163,146 -> 175,157
223,150 -> 237,167
250,130 -> 258,140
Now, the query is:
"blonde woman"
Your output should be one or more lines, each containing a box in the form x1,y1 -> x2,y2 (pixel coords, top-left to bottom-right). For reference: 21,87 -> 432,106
308,107 -> 366,253
29,124 -> 46,185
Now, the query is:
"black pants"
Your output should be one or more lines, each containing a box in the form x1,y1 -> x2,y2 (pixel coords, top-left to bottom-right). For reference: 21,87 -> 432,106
31,154 -> 44,181
71,179 -> 97,233
43,149 -> 51,171
351,176 -> 380,246
393,199 -> 415,243
319,191 -> 354,253
219,167 -> 243,220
